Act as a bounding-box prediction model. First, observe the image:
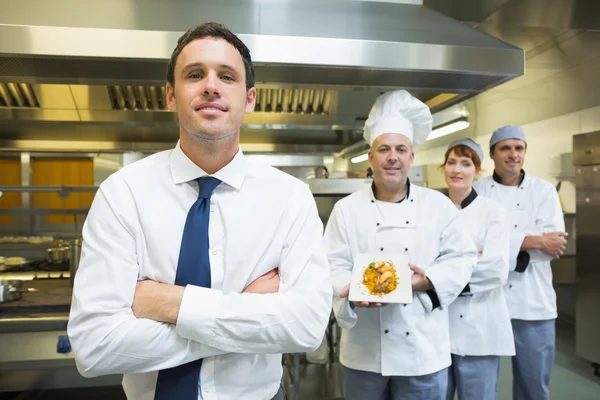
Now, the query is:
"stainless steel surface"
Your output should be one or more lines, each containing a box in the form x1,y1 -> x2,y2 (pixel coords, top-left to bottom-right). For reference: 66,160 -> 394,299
0,186 -> 98,193
0,314 -> 68,334
47,246 -> 69,264
0,139 -> 346,154
0,1 -> 524,91
0,208 -> 90,215
573,130 -> 600,166
301,179 -> 371,196
573,133 -> 600,366
0,0 -> 525,156
564,213 -> 576,256
0,279 -> 27,303
427,0 -> 600,52
20,152 -> 32,236
69,239 -> 82,287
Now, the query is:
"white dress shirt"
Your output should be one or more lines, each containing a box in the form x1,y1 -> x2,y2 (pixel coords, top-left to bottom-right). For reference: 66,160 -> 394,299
324,182 -> 477,376
473,172 -> 565,321
67,143 -> 332,400
448,191 -> 515,357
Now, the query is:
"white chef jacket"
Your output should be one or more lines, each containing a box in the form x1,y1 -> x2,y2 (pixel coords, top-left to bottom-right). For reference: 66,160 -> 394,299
448,190 -> 515,357
324,182 -> 477,377
67,143 -> 332,400
473,171 -> 565,321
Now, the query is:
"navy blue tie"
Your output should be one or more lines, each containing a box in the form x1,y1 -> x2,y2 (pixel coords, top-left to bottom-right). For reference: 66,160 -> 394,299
154,176 -> 221,400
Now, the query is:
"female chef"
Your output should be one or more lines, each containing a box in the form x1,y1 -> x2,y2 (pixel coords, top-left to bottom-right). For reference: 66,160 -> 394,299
442,138 -> 515,400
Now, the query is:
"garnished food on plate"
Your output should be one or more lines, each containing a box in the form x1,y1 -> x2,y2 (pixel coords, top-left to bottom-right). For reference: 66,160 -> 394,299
362,260 -> 397,296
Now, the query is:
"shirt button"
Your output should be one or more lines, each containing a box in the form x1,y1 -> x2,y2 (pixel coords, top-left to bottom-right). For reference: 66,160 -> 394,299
212,251 -> 218,256
371,200 -> 375,203
509,285 -> 513,288
380,247 -> 384,251
403,304 -> 407,307
406,221 -> 409,224
376,223 -> 380,226
405,248 -> 408,252
515,225 -> 518,228
410,199 -> 414,202
406,332 -> 410,336
384,330 -> 389,334
460,315 -> 463,318
517,203 -> 520,206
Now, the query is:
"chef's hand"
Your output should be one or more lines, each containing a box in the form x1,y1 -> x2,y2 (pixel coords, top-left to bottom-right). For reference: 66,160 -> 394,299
132,280 -> 184,324
410,264 -> 433,291
243,268 -> 280,294
540,232 -> 568,258
339,284 -> 386,308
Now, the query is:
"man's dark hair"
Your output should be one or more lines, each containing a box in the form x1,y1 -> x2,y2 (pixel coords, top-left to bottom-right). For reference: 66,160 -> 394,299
167,22 -> 255,91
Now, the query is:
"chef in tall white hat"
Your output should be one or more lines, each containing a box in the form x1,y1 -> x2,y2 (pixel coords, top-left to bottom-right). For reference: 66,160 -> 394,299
324,90 -> 477,400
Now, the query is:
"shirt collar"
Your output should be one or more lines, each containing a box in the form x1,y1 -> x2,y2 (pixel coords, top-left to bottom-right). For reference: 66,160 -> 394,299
492,169 -> 526,187
371,178 -> 411,203
460,188 -> 478,209
169,141 -> 247,190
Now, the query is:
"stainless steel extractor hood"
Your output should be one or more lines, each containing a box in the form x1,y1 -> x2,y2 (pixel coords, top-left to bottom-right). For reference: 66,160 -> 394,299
0,0 -> 524,93
0,0 -> 525,153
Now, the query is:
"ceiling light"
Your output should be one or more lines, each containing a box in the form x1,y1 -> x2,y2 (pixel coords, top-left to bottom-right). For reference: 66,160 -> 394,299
427,119 -> 470,141
351,152 -> 369,164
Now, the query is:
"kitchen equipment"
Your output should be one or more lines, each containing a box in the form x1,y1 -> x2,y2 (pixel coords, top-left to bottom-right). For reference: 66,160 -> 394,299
0,279 -> 36,303
69,239 -> 82,286
47,246 -> 70,264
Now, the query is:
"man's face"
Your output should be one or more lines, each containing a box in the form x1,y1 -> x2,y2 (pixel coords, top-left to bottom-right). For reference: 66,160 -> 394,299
490,139 -> 527,176
368,133 -> 414,188
166,37 -> 256,142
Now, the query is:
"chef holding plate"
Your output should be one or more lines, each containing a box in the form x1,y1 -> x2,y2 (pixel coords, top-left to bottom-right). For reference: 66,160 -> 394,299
324,90 -> 477,400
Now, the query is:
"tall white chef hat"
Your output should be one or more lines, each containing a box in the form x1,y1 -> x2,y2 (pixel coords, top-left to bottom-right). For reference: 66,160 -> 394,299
363,90 -> 433,147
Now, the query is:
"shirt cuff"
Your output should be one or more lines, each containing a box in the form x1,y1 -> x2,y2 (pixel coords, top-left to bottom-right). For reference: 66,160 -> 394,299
175,284 -> 222,343
515,251 -> 531,273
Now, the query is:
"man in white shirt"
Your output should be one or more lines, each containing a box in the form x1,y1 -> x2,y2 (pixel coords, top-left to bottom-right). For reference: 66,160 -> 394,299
473,126 -> 567,400
67,22 -> 332,400
324,90 -> 477,400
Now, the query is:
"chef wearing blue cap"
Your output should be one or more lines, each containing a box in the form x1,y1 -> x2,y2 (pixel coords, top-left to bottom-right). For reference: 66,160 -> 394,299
442,138 -> 514,400
473,126 -> 567,400
324,90 -> 477,400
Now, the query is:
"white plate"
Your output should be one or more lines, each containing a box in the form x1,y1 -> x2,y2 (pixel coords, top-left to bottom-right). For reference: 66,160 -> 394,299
349,252 -> 413,304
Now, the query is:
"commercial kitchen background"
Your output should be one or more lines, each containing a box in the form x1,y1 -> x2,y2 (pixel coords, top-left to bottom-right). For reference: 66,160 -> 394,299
1,0 -> 600,399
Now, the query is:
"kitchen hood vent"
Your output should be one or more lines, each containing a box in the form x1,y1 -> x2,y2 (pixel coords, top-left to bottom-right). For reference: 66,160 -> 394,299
104,85 -> 337,115
0,82 -> 39,108
107,85 -> 167,111
256,89 -> 334,114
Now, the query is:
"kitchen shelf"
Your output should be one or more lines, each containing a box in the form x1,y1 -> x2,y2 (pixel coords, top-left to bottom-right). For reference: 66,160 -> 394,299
0,186 -> 98,193
0,208 -> 90,215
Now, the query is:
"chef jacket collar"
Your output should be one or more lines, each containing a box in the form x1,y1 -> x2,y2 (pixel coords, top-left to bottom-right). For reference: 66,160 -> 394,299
461,188 -> 478,209
492,169 -> 526,187
371,178 -> 411,204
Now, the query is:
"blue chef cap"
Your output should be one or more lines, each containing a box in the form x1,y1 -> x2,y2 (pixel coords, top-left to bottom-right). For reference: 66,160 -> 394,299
490,125 -> 527,148
448,138 -> 484,163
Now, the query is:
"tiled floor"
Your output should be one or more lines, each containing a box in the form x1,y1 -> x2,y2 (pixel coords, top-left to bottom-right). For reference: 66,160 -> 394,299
4,321 -> 600,399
